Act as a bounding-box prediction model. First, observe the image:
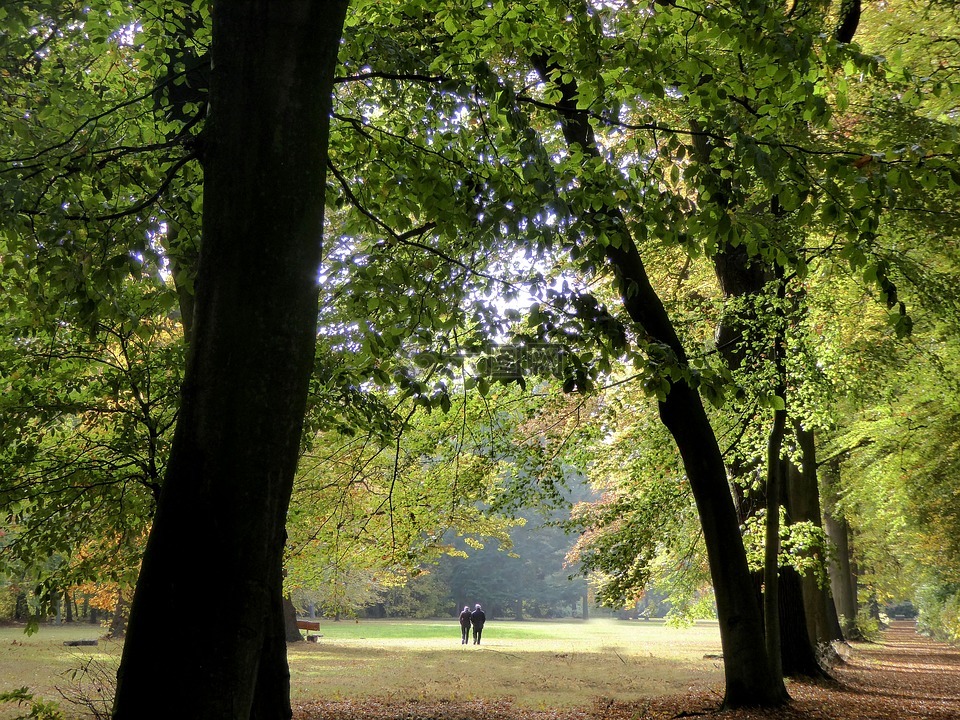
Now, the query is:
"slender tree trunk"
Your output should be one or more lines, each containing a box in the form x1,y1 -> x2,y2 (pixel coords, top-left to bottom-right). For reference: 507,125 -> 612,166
112,3 -> 348,719
658,382 -> 786,707
764,414 -> 785,682
822,460 -> 861,639
529,54 -> 785,709
790,429 -> 844,652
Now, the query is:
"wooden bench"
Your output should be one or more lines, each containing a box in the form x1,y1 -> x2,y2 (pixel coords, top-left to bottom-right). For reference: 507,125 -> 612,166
296,619 -> 321,642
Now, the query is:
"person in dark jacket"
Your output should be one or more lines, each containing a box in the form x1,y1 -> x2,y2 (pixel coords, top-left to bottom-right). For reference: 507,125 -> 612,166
458,605 -> 472,645
470,603 -> 486,645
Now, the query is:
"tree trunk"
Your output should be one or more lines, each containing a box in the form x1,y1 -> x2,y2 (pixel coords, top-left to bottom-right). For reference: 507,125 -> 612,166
112,3 -> 348,719
107,590 -> 128,640
789,429 -> 844,652
826,513 -> 859,635
764,415 -> 786,682
822,460 -> 861,639
658,384 -> 785,706
777,566 -> 824,677
530,54 -> 785,709
283,596 -> 303,643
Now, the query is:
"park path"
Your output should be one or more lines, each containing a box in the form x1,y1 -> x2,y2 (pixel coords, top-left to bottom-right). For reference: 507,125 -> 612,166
785,619 -> 960,720
298,620 -> 960,719
591,620 -> 960,719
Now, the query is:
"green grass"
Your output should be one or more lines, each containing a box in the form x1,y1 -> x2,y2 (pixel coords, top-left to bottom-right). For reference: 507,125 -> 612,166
0,618 -> 725,717
0,623 -> 118,719
287,618 -> 725,709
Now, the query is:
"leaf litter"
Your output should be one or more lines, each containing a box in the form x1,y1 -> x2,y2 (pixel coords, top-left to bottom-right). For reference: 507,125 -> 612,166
294,621 -> 960,720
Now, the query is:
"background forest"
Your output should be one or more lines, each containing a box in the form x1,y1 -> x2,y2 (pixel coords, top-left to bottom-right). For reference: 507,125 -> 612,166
2,0 -> 960,714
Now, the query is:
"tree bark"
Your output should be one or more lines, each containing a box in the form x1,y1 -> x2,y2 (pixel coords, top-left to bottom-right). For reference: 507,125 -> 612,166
112,3 -> 348,719
789,428 -> 844,652
776,565 -> 824,676
283,596 -> 303,643
107,590 -> 128,640
823,460 -> 860,639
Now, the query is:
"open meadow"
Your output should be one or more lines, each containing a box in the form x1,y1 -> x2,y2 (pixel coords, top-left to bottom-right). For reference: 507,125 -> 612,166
0,618 -> 725,718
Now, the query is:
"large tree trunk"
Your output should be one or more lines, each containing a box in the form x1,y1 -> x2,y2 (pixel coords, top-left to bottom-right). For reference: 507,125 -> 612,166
112,3 -> 348,719
530,54 -> 785,709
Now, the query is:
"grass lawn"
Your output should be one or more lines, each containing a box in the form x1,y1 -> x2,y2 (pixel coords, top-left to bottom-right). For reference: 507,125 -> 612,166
0,618 -> 725,718
0,623 -> 119,719
289,618 -> 724,710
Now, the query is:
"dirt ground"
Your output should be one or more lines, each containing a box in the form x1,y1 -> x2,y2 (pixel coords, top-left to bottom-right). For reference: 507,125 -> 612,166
295,621 -> 960,720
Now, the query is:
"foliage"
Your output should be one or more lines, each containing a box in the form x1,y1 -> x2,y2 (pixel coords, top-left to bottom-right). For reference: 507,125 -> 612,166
286,387 -> 554,616
0,284 -> 180,617
742,511 -> 831,583
916,583 -> 960,643
0,688 -> 64,720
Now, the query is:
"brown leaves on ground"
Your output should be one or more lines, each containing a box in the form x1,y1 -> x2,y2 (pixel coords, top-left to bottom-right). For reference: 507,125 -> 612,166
294,621 -> 960,720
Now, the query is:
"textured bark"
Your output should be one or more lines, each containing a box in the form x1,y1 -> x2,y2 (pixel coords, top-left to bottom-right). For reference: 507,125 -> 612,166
112,3 -> 348,719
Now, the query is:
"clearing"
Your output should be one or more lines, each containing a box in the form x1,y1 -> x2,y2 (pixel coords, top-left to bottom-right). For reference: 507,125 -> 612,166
295,620 -> 960,719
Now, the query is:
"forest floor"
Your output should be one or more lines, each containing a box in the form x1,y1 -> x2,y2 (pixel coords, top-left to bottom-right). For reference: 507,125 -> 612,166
295,621 -> 960,720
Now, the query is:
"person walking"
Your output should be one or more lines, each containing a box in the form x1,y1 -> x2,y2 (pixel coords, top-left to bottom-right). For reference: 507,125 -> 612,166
458,605 -> 472,645
470,603 -> 486,645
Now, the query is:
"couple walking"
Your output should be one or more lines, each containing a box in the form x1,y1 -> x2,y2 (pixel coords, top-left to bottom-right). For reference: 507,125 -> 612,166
459,603 -> 486,645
